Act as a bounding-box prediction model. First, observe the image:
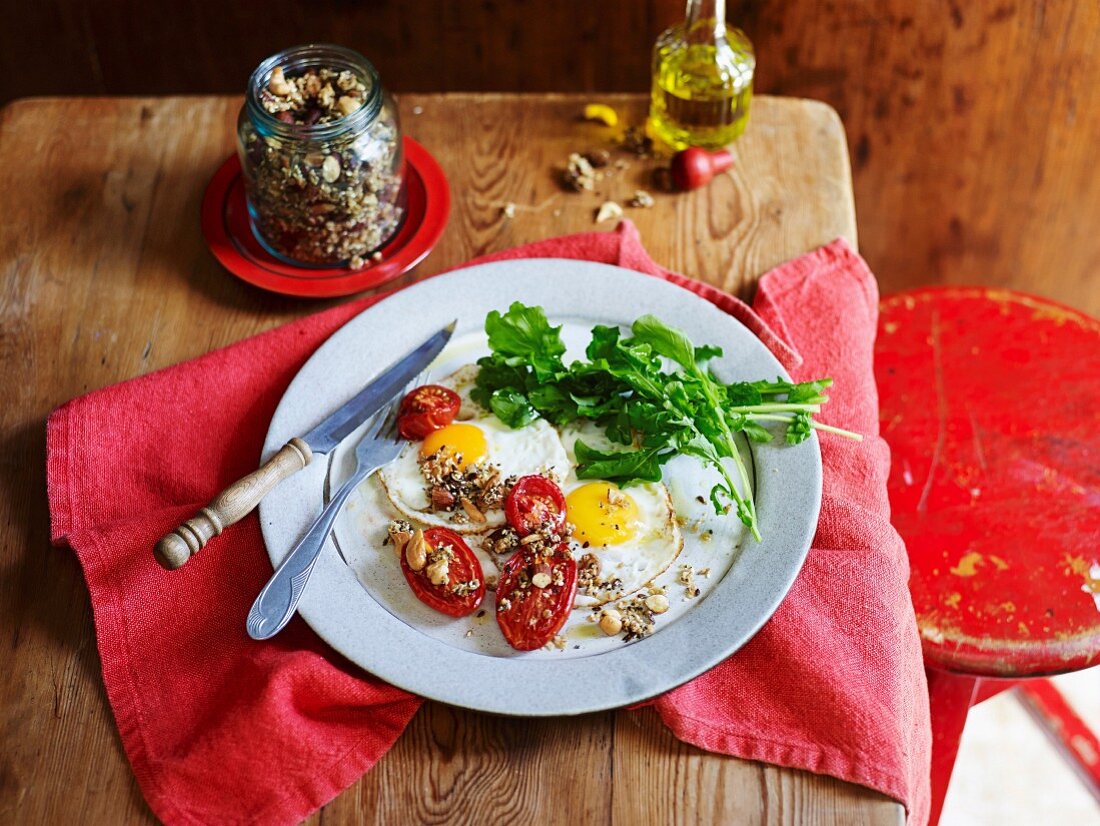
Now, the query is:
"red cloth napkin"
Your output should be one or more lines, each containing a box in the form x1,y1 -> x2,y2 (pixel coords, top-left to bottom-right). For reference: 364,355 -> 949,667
47,222 -> 930,825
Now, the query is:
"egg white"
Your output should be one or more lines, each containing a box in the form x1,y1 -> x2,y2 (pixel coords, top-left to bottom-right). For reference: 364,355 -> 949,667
558,420 -> 683,606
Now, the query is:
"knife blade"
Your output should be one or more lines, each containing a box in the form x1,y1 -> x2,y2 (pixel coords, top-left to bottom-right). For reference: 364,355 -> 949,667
301,320 -> 455,455
154,320 -> 456,570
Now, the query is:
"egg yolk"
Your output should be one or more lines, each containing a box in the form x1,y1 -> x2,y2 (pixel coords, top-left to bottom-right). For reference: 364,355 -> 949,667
420,423 -> 487,469
566,482 -> 638,546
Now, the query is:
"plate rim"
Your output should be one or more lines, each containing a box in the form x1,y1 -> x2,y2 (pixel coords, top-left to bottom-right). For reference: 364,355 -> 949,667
258,258 -> 821,716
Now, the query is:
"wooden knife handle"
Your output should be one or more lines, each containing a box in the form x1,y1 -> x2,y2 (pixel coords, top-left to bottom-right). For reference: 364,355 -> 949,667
154,438 -> 313,570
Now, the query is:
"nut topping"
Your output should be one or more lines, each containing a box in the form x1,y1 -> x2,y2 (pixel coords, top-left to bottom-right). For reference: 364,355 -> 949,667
405,529 -> 428,571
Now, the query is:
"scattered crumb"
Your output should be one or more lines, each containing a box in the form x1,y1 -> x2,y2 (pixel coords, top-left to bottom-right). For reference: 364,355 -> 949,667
628,190 -> 654,208
595,200 -> 623,224
464,629 -> 473,638
678,564 -> 700,599
412,105 -> 424,115
502,202 -> 516,218
582,149 -> 611,168
621,126 -> 654,157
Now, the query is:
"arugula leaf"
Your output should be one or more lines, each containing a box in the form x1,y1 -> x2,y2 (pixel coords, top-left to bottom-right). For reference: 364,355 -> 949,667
694,344 -> 723,363
574,439 -> 664,484
488,389 -> 539,428
630,315 -> 697,368
484,302 -> 566,380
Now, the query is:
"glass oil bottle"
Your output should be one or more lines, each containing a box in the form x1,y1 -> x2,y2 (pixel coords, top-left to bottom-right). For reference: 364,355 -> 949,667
649,0 -> 755,150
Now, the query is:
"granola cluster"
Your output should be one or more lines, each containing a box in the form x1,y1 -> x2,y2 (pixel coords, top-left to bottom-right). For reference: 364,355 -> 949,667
419,451 -> 514,525
241,64 -> 405,268
576,552 -> 623,601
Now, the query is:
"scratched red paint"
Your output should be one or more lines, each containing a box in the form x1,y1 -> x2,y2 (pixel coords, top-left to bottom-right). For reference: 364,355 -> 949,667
875,287 -> 1100,677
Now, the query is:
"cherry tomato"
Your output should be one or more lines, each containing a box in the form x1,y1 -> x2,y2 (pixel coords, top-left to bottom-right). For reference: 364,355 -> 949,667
399,527 -> 485,617
495,547 -> 578,651
504,475 -> 567,536
397,384 -> 461,440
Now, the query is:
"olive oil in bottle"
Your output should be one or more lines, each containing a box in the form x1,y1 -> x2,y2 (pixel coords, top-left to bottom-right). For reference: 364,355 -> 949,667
649,0 -> 755,150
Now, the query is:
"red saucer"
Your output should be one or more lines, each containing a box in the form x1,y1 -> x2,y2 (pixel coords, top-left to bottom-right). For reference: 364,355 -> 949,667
201,137 -> 450,298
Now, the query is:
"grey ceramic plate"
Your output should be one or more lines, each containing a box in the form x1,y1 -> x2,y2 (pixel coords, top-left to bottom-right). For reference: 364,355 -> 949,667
258,259 -> 821,716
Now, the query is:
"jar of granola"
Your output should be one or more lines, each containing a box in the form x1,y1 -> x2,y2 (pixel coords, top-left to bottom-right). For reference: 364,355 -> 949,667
237,44 -> 406,269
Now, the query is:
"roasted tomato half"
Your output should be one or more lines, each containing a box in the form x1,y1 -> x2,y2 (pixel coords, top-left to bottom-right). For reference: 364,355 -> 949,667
399,527 -> 485,617
495,546 -> 578,651
397,385 -> 461,440
504,475 -> 567,536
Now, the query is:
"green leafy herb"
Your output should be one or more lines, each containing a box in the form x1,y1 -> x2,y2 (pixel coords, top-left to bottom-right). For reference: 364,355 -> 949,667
473,302 -> 862,540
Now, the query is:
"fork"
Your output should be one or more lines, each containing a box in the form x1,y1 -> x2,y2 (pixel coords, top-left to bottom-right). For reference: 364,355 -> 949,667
246,399 -> 404,640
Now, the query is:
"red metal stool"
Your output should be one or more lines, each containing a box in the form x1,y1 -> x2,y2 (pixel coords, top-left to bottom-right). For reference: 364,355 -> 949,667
875,287 -> 1100,824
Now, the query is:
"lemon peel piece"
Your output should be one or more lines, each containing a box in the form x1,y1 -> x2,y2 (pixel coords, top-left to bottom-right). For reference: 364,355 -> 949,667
583,103 -> 619,127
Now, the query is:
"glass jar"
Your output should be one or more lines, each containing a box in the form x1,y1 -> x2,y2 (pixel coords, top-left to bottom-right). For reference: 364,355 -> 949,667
237,44 -> 406,269
649,0 -> 755,150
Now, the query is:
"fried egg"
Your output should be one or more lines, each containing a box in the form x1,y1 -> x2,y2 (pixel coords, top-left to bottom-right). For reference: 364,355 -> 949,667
558,420 -> 683,606
379,367 -> 571,532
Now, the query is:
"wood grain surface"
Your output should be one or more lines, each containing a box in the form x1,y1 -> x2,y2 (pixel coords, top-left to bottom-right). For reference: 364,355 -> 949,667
2,1 -> 1097,320
0,93 -> 895,825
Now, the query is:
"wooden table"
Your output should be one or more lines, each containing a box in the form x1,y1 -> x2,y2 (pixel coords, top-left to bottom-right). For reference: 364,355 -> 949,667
0,93 -> 902,824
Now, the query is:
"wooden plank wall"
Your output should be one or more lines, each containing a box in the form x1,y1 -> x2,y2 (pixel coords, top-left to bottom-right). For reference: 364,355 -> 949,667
2,0 -> 1097,313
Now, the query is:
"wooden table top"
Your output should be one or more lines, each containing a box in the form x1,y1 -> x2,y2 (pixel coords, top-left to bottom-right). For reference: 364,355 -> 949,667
0,93 -> 902,824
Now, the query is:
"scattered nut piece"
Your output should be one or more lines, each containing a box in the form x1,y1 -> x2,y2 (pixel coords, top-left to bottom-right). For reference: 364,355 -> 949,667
370,250 -> 383,262
502,202 -> 517,219
531,572 -> 552,589
460,496 -> 487,523
464,629 -> 474,638
595,200 -> 623,224
321,155 -> 341,183
412,105 -> 424,115
430,485 -> 456,510
598,608 -> 623,636
563,153 -> 598,192
628,190 -> 655,209
387,522 -> 413,558
268,66 -> 292,96
552,635 -> 567,650
405,529 -> 428,571
336,95 -> 361,117
645,594 -> 670,614
426,556 -> 450,586
349,255 -> 365,270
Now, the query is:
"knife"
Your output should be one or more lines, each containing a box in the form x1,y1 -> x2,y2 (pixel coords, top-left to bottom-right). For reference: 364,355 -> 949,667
154,320 -> 456,570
